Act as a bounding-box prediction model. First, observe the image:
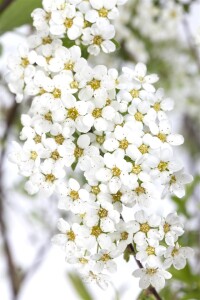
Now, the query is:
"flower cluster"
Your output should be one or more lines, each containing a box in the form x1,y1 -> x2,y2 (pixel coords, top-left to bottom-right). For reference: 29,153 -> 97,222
31,0 -> 127,56
7,0 -> 193,292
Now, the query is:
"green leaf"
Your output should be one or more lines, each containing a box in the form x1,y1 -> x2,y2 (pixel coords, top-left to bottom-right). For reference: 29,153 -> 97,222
111,38 -> 121,50
137,290 -> 156,300
123,245 -> 134,262
0,0 -> 42,34
68,272 -> 93,300
0,42 -> 3,55
62,37 -> 75,49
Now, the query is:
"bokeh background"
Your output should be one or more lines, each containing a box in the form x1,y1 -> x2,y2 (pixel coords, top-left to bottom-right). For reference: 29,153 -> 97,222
0,1 -> 200,299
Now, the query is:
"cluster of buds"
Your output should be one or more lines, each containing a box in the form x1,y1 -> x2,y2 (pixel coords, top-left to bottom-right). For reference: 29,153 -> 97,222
7,0 -> 193,291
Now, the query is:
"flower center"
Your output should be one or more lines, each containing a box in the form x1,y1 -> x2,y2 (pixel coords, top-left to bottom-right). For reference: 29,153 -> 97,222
74,147 -> 84,158
146,268 -> 157,275
112,191 -> 122,202
92,108 -> 102,118
112,167 -> 121,176
153,102 -> 161,112
51,150 -> 60,160
45,174 -> 56,183
134,112 -> 144,122
67,108 -> 79,120
98,8 -> 108,17
130,89 -> 139,98
146,246 -> 155,255
163,223 -> 170,233
67,230 -> 76,241
91,225 -> 102,237
53,88 -> 61,99
93,35 -> 103,46
21,57 -> 29,67
96,135 -> 105,145
55,134 -> 65,145
132,164 -> 141,174
34,134 -> 42,144
135,186 -> 145,195
138,144 -> 149,154
44,112 -> 52,122
89,79 -> 101,90
64,61 -> 74,70
119,139 -> 129,150
158,161 -> 168,172
140,223 -> 150,233
70,190 -> 79,200
100,254 -> 111,262
171,248 -> 179,257
121,231 -> 128,240
79,258 -> 88,264
157,133 -> 167,142
170,175 -> 176,185
30,151 -> 38,160
64,18 -> 73,28
98,208 -> 108,218
91,186 -> 101,195
70,81 -> 79,89
42,36 -> 52,44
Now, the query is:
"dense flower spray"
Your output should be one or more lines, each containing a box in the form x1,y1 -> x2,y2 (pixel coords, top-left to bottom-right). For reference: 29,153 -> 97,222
7,0 -> 193,291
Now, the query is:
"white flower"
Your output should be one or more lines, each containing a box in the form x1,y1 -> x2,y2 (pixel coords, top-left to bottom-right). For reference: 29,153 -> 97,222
149,119 -> 184,147
83,200 -> 120,233
160,212 -> 184,246
82,270 -> 111,290
50,4 -> 84,38
133,210 -> 162,246
9,141 -> 43,177
92,247 -> 118,273
113,220 -> 138,252
133,261 -> 172,290
52,218 -> 89,253
122,63 -> 159,93
161,168 -> 193,198
58,178 -> 90,214
26,160 -> 65,195
164,243 -> 194,270
78,65 -> 115,102
85,0 -> 119,23
148,88 -> 174,120
146,147 -> 182,180
136,240 -> 166,264
95,150 -> 132,193
82,19 -> 116,55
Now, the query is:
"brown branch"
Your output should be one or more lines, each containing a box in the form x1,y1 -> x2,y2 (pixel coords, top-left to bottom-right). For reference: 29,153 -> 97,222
0,102 -> 19,299
0,0 -> 15,13
182,17 -> 200,72
127,244 -> 163,300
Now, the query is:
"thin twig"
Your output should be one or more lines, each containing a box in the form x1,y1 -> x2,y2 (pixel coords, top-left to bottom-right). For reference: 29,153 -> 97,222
182,17 -> 200,72
0,0 -> 15,13
127,244 -> 163,300
0,102 -> 19,299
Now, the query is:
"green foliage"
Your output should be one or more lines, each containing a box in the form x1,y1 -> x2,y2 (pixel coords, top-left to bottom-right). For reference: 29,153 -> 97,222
67,272 -> 93,300
137,290 -> 156,300
0,0 -> 42,34
123,245 -> 134,262
0,42 -> 2,55
111,39 -> 121,51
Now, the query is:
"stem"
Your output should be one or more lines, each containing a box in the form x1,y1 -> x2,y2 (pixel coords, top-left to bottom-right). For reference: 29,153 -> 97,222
182,16 -> 200,72
0,0 -> 15,13
128,244 -> 163,300
0,102 -> 19,299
